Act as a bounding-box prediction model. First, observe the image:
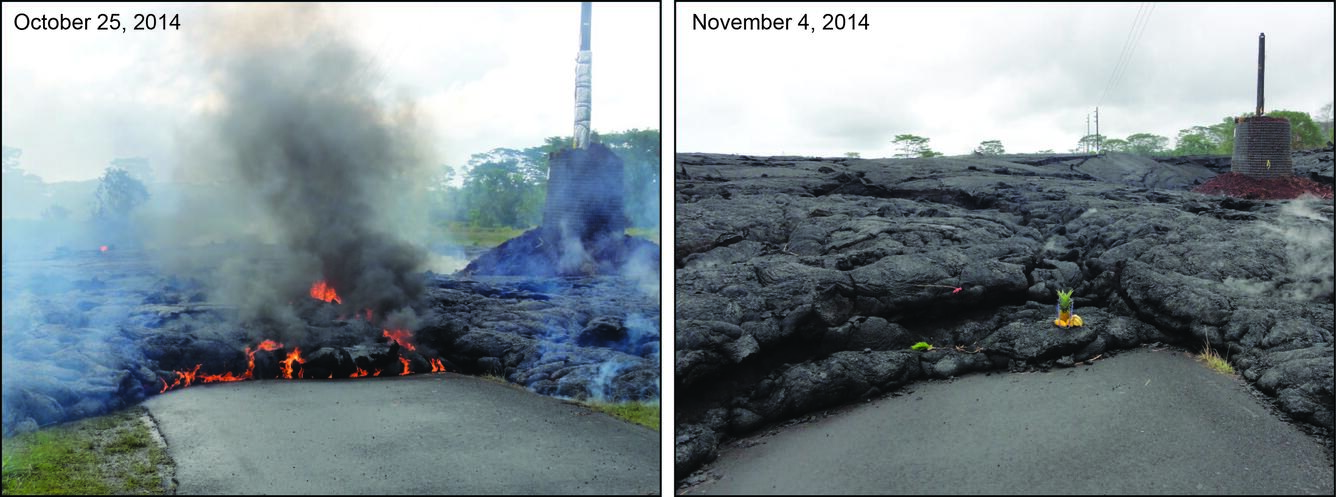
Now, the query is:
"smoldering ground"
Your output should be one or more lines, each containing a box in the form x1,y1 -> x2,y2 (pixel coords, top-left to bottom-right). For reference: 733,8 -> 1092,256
168,4 -> 438,339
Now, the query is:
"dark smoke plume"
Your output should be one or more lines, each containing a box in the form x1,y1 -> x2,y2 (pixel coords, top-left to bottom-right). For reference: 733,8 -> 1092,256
183,5 -> 434,330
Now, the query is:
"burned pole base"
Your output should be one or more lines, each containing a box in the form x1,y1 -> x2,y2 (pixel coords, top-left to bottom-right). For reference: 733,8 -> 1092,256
463,143 -> 658,277
542,143 -> 626,243
1232,116 -> 1293,178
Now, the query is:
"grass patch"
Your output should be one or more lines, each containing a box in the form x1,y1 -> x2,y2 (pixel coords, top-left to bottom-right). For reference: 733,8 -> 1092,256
469,373 -> 659,431
582,400 -> 660,431
1197,341 -> 1236,375
625,227 -> 660,243
440,223 -> 528,248
2,406 -> 174,495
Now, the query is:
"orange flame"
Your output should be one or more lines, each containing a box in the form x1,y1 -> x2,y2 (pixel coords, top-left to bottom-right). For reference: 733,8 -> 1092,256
351,367 -> 368,378
200,371 -> 246,383
373,369 -> 383,377
430,358 -> 446,373
399,356 -> 412,376
280,347 -> 305,379
245,339 -> 284,379
160,364 -> 201,392
383,329 -> 416,351
310,280 -> 342,304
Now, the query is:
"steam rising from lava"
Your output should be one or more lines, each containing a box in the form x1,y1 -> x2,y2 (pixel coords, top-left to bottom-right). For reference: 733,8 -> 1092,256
183,5 -> 434,331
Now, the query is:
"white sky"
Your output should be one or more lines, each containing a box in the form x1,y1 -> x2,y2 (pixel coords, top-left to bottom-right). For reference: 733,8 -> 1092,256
1,2 -> 660,183
676,2 -> 1334,157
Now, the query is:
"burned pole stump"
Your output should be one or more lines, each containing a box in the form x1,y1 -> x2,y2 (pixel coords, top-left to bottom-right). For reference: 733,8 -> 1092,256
1232,116 -> 1293,178
542,143 -> 626,244
1231,33 -> 1293,179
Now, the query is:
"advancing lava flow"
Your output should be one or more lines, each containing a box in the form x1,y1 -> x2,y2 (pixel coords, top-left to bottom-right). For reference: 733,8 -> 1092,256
157,281 -> 450,393
158,333 -> 448,393
280,347 -> 306,379
309,280 -> 343,304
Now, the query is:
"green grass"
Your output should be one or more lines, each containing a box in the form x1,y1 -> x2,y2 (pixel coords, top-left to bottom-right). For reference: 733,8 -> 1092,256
625,227 -> 660,244
473,373 -> 659,431
2,406 -> 173,495
911,341 -> 934,351
440,223 -> 528,248
582,400 -> 660,431
1198,341 -> 1235,375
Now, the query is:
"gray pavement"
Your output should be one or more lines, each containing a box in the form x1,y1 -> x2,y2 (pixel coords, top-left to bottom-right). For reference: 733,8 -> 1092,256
685,348 -> 1333,495
143,373 -> 658,494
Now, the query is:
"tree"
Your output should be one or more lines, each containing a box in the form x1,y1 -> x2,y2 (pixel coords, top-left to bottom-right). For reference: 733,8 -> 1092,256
1076,134 -> 1104,153
598,129 -> 660,230
93,167 -> 149,221
974,140 -> 1005,155
110,157 -> 153,184
891,134 -> 941,158
1124,133 -> 1169,156
844,152 -> 861,158
435,129 -> 660,232
459,148 -> 544,229
1101,138 -> 1129,153
1208,117 -> 1237,154
1266,110 -> 1325,150
1173,126 -> 1222,155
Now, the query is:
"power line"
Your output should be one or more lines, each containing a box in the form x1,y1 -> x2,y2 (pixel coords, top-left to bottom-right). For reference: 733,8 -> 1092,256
1107,3 -> 1156,107
1098,3 -> 1155,109
1097,3 -> 1145,108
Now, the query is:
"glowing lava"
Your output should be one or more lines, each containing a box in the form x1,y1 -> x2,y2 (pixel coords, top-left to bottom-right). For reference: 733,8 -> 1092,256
246,339 -> 283,378
280,347 -> 306,379
383,329 -> 417,351
159,333 -> 449,392
310,280 -> 342,304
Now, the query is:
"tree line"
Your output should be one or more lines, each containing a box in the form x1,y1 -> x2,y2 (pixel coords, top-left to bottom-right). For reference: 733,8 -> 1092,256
428,129 -> 660,230
1077,107 -> 1332,156
880,104 -> 1333,158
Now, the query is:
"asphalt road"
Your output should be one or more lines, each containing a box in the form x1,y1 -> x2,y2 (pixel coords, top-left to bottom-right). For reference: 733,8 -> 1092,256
685,348 -> 1333,495
143,373 -> 658,494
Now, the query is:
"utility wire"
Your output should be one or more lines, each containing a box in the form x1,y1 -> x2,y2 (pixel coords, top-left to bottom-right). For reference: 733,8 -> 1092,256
1097,3 -> 1145,108
1098,3 -> 1155,109
1106,3 -> 1156,108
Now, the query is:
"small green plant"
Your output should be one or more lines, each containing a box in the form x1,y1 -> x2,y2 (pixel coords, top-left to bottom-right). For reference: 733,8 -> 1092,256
911,342 -> 933,351
1198,340 -> 1235,375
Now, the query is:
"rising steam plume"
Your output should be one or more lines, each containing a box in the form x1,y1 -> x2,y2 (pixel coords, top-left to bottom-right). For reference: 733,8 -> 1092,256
185,5 -> 433,327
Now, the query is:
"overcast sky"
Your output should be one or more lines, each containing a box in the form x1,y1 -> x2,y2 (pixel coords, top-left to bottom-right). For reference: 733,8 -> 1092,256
1,2 -> 659,183
676,2 -> 1334,157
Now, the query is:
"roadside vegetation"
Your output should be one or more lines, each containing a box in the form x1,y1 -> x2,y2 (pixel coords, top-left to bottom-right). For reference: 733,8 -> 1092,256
441,222 -> 526,248
1,406 -> 174,495
1197,341 -> 1236,376
477,373 -> 659,431
582,400 -> 660,431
